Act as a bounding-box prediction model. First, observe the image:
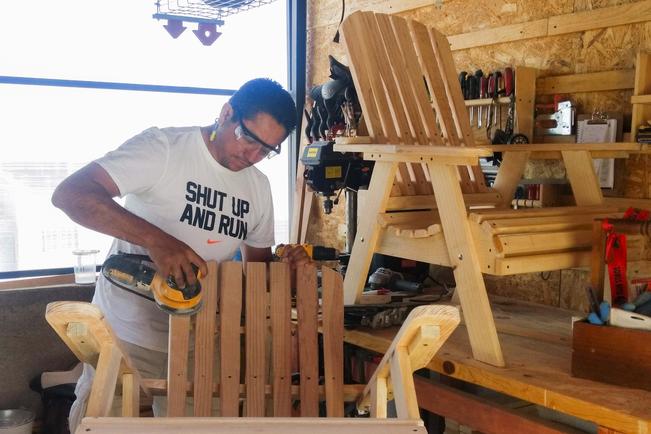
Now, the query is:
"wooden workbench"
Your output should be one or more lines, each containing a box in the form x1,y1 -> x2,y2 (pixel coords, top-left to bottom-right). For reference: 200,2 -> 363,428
344,297 -> 651,434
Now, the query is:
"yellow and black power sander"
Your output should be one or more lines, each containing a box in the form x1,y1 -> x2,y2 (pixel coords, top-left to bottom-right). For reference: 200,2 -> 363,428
102,253 -> 203,315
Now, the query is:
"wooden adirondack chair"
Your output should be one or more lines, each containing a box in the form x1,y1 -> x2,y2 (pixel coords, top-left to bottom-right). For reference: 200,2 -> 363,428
334,11 -> 638,367
45,261 -> 460,433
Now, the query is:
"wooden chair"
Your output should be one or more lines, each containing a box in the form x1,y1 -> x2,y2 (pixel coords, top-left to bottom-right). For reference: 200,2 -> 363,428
45,261 -> 460,433
334,11 -> 639,367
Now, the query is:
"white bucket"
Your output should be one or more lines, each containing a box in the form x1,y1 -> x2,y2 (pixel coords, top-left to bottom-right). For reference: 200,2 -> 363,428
0,409 -> 34,434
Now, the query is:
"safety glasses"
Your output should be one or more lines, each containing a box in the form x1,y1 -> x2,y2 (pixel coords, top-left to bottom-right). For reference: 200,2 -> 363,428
234,119 -> 282,159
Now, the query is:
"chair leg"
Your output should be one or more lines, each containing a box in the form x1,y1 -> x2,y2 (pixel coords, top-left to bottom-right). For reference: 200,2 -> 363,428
86,343 -> 123,417
428,163 -> 504,367
343,161 -> 399,304
121,373 -> 140,417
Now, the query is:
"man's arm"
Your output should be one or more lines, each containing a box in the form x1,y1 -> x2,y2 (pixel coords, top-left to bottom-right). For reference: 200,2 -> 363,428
51,162 -> 207,287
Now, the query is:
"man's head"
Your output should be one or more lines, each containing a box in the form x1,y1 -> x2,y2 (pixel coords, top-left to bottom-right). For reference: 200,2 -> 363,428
211,78 -> 297,171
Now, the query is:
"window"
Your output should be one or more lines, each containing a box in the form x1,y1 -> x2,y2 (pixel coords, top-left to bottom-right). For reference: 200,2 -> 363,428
0,0 -> 289,274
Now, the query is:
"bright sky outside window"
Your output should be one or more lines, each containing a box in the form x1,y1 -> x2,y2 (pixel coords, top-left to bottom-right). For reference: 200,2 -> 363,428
0,0 -> 289,273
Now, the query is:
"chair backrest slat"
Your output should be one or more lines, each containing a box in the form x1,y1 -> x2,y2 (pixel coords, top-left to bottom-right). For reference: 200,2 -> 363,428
218,261 -> 243,417
296,263 -> 320,416
193,261 -> 219,416
167,315 -> 190,416
269,262 -> 293,416
321,267 -> 344,417
340,11 -> 492,195
245,262 -> 268,416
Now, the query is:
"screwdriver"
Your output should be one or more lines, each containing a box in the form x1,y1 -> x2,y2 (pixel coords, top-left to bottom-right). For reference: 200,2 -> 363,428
467,74 -> 477,124
478,74 -> 487,128
474,70 -> 483,127
491,71 -> 502,126
487,73 -> 496,127
503,67 -> 514,127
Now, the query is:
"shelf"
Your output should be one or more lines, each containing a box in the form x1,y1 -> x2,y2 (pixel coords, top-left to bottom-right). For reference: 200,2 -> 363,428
631,94 -> 651,104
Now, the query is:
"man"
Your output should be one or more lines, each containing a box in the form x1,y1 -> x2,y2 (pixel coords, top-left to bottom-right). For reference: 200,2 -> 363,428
52,78 -> 309,426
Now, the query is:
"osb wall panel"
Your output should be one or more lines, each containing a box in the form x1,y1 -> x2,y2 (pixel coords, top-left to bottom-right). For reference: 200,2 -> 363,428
304,0 -> 651,309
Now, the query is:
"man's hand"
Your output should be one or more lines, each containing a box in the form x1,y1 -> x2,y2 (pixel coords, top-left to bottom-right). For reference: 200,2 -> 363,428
275,244 -> 312,269
146,233 -> 208,289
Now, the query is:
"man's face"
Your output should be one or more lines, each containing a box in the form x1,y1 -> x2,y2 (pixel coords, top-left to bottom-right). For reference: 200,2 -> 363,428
219,110 -> 287,171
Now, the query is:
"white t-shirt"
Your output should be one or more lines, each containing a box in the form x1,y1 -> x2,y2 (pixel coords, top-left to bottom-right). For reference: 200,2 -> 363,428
93,126 -> 275,352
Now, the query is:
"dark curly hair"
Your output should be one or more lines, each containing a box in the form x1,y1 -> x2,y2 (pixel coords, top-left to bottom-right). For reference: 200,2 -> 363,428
229,78 -> 297,135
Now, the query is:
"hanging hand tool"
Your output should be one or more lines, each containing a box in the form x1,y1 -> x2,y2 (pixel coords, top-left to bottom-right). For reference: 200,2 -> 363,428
486,73 -> 496,139
102,253 -> 203,315
474,70 -> 484,127
492,70 -> 502,127
467,74 -> 477,124
491,67 -> 529,149
459,71 -> 469,121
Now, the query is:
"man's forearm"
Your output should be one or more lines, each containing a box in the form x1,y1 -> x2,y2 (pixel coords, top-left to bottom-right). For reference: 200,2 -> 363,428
52,180 -> 163,250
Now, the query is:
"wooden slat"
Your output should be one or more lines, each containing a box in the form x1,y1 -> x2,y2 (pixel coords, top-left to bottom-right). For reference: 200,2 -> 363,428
448,19 -> 548,51
86,343 -> 123,417
79,417 -> 428,433
469,205 -> 618,224
481,214 -> 609,235
562,150 -> 603,206
343,162 -> 399,304
515,66 -> 537,141
427,163 -> 504,367
121,373 -> 139,417
321,267 -> 344,417
547,0 -> 651,36
493,251 -> 592,275
245,262 -> 267,417
339,12 -> 384,140
219,262 -> 243,417
370,377 -> 388,419
445,1 -> 651,51
390,348 -> 419,420
385,192 -> 501,211
193,262 -> 219,416
269,262 -> 292,417
167,315 -> 191,416
492,151 -> 531,208
376,229 -> 451,267
296,263 -> 319,417
358,305 -> 460,412
496,230 -> 592,256
536,70 -> 636,95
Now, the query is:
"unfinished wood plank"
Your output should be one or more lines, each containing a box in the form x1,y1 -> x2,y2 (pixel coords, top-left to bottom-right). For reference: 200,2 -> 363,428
385,192 -> 501,211
342,11 -> 397,142
448,19 -> 548,51
340,12 -> 384,140
632,52 -> 651,139
515,66 -> 537,141
193,261 -> 219,416
358,305 -> 460,412
493,251 -> 592,275
481,214 -> 609,235
296,263 -> 320,417
79,417 -> 428,433
390,348 -> 420,420
219,262 -> 243,417
269,262 -> 292,417
245,262 -> 267,417
492,151 -> 531,208
321,267 -> 344,417
121,373 -> 139,417
167,315 -> 191,417
548,0 -> 651,36
469,205 -> 619,224
496,230 -> 592,256
86,343 -> 123,417
370,377 -> 388,419
562,150 -> 603,206
536,70 -> 636,95
343,161 -> 398,305
427,162 -> 504,366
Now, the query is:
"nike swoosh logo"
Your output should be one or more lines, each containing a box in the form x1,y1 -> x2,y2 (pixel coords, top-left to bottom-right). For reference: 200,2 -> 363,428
207,239 -> 222,244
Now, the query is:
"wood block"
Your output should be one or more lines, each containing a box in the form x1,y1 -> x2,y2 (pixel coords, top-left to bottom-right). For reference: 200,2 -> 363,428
572,320 -> 651,391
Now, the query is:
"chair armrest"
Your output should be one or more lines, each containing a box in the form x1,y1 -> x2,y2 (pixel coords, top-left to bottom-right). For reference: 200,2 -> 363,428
332,144 -> 492,165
